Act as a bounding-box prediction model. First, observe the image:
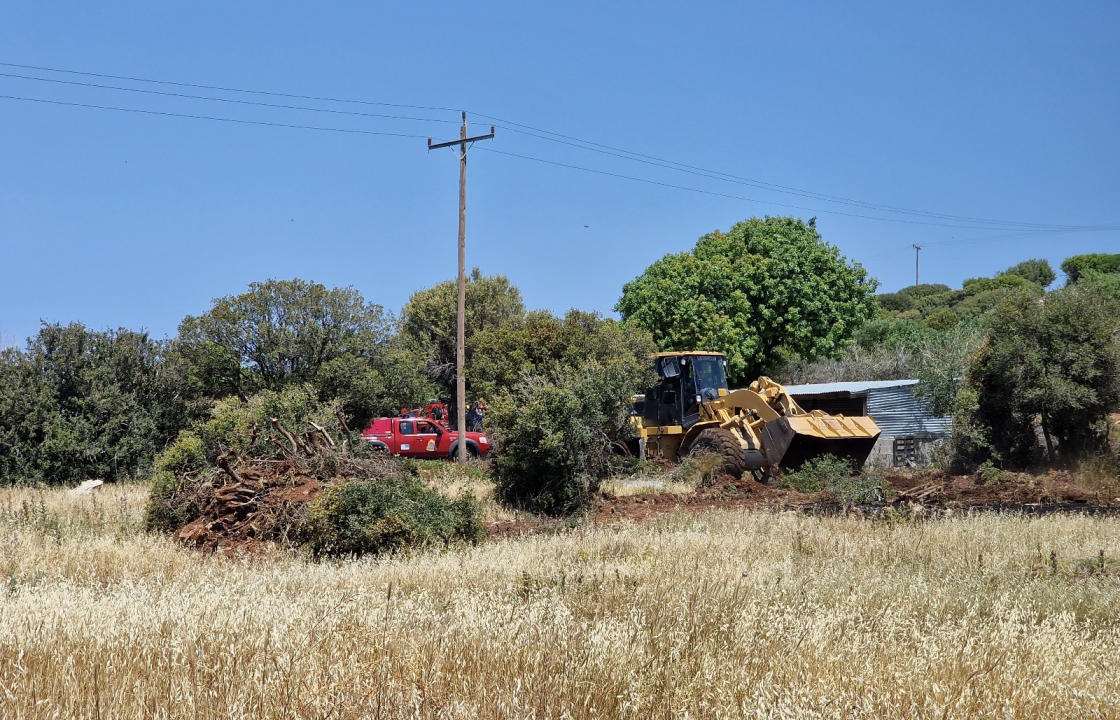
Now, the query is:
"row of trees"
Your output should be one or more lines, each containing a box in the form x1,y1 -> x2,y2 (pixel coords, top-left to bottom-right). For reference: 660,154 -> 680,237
2,216 -> 1116,498
0,272 -> 656,493
776,253 -> 1120,469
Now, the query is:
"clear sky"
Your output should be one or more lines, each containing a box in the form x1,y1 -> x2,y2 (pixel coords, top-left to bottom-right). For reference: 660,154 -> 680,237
2,1 -> 1118,348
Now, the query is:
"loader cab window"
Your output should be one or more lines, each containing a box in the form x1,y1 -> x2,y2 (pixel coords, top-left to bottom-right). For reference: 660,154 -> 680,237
690,356 -> 727,401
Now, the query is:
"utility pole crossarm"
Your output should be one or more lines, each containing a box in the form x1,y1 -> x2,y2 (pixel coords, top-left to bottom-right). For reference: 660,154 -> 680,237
427,128 -> 495,150
426,111 -> 495,462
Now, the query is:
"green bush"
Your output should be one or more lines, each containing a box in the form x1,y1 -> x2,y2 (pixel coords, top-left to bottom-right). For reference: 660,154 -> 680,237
154,431 -> 206,474
924,309 -> 959,331
779,454 -> 882,504
303,475 -> 483,557
144,470 -> 202,533
832,472 -> 884,505
1000,259 -> 1056,288
185,384 -> 342,465
490,362 -> 650,515
779,454 -> 856,493
976,460 -> 1013,486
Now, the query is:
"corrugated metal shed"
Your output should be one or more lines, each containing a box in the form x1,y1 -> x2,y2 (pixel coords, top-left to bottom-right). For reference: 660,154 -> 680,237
865,385 -> 951,437
779,379 -> 951,438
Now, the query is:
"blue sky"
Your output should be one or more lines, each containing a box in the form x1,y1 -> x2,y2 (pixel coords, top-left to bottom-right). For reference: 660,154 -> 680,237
2,1 -> 1117,348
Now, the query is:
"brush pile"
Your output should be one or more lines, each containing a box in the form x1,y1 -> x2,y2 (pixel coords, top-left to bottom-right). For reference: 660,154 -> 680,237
147,414 -> 481,555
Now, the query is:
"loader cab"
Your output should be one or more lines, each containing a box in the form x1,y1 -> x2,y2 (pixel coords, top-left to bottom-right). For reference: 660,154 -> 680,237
643,352 -> 729,430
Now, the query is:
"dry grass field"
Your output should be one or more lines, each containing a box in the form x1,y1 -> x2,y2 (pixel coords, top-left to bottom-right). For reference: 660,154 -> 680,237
1,484 -> 1119,719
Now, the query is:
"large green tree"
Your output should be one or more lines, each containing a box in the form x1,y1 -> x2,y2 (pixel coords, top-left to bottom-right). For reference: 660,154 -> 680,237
178,278 -> 393,398
400,269 -> 525,396
958,285 -> 1120,467
616,217 -> 877,384
1000,258 -> 1056,288
176,278 -> 432,426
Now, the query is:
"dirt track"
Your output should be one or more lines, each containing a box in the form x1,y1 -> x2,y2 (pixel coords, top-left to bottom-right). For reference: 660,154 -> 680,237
588,469 -> 1120,528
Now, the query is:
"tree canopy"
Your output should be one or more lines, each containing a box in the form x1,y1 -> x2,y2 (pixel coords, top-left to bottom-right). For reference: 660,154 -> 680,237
1062,253 -> 1120,284
176,278 -> 432,427
1000,258 -> 1056,288
0,323 -> 198,484
399,269 -> 525,396
616,217 -> 877,384
177,278 -> 393,399
468,309 -> 656,400
957,285 -> 1120,467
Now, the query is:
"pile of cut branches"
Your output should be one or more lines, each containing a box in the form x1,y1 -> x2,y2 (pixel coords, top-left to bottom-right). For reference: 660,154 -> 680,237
149,415 -> 415,553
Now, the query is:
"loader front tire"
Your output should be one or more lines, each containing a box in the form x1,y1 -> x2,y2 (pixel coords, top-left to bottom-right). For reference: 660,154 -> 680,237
687,428 -> 747,480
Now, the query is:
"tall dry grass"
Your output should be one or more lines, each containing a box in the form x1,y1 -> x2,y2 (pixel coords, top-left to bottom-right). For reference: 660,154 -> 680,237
1,485 -> 1119,718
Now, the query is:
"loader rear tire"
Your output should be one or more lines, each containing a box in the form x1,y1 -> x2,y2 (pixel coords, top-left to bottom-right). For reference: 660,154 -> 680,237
687,428 -> 747,480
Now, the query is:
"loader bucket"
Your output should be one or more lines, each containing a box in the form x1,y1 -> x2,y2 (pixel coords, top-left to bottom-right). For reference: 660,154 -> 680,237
760,414 -> 881,472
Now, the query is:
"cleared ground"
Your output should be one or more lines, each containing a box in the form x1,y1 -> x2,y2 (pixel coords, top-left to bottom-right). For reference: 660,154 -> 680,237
1,484 -> 1119,719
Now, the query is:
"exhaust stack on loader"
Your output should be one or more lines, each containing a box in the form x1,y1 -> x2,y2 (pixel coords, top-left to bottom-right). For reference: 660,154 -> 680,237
633,352 -> 881,479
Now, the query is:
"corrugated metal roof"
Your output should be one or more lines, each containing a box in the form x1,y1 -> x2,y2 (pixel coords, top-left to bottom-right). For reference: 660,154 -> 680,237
866,385 -> 951,437
782,379 -> 919,397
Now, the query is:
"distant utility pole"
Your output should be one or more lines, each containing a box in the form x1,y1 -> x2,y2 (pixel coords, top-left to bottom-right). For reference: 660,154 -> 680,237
912,244 -> 922,286
428,112 -> 495,462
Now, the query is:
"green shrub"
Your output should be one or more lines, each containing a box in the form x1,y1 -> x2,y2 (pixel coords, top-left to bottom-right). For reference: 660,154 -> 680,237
303,476 -> 483,557
779,454 -> 881,504
183,384 -> 342,464
832,472 -> 884,505
976,460 -> 1012,486
144,471 -> 195,533
489,363 -> 648,515
1000,259 -> 1056,288
154,431 -> 206,474
924,309 -> 959,331
779,454 -> 855,493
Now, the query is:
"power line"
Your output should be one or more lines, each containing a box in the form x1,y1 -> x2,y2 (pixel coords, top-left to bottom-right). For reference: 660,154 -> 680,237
0,61 -> 458,113
3,88 -> 1111,234
4,59 -> 1114,232
474,113 -> 1118,232
0,94 -> 427,138
478,147 -> 1117,233
2,59 -> 1111,234
0,71 -> 460,126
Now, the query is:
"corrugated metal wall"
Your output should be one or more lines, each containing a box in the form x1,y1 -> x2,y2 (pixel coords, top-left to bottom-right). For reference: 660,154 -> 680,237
866,386 -> 951,437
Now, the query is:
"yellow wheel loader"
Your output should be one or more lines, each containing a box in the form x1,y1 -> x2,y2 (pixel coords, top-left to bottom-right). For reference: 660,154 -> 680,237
633,351 -> 881,479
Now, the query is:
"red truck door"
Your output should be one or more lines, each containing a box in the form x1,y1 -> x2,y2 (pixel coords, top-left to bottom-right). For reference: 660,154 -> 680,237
395,419 -> 443,458
394,419 -> 414,454
412,420 -> 443,458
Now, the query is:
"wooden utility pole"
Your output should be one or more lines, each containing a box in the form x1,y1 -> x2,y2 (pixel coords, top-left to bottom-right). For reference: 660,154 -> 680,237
912,244 -> 922,286
428,113 -> 495,461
